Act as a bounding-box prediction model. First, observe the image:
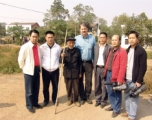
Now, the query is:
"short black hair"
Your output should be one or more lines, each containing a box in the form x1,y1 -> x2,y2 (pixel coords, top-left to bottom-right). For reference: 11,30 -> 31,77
79,22 -> 89,29
45,31 -> 55,36
128,31 -> 139,38
29,29 -> 39,36
99,32 -> 107,37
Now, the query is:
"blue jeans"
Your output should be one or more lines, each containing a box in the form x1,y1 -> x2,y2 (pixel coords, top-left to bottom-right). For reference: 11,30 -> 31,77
24,67 -> 40,109
124,80 -> 139,119
106,71 -> 122,113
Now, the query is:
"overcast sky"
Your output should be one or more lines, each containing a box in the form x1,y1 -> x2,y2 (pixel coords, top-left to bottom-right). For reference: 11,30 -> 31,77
0,0 -> 151,26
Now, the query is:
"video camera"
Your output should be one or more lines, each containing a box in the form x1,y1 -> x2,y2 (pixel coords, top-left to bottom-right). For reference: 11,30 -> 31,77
104,82 -> 127,91
125,82 -> 147,98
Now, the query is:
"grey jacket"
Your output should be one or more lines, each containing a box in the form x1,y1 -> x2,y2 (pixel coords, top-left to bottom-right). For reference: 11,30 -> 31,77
93,43 -> 111,74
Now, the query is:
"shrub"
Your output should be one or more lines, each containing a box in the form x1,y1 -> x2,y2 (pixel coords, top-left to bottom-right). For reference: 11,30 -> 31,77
0,45 -> 21,74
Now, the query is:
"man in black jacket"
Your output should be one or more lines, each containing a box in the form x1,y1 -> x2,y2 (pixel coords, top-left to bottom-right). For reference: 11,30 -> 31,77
121,31 -> 147,120
61,37 -> 82,107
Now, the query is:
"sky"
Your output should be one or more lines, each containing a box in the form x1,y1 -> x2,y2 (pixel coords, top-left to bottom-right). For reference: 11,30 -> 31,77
0,0 -> 152,26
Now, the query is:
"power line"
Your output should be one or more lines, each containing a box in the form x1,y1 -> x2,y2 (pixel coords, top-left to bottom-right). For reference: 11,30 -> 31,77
0,16 -> 43,22
0,2 -> 45,14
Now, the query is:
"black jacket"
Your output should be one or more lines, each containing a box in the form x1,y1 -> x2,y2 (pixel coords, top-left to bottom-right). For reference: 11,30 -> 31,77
60,47 -> 82,79
126,45 -> 147,84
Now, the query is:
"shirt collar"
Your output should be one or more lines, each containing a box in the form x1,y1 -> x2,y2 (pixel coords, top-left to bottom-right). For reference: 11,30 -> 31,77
99,43 -> 106,47
44,42 -> 56,48
81,34 -> 89,39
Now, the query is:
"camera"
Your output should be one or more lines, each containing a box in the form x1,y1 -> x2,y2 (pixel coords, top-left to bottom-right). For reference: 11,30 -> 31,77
104,82 -> 127,91
125,82 -> 147,98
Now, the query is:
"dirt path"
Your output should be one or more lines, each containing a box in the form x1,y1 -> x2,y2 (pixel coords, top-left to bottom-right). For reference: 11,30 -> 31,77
0,73 -> 152,120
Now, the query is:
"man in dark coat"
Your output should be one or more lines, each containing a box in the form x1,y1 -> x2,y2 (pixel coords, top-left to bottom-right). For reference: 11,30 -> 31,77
61,37 -> 82,107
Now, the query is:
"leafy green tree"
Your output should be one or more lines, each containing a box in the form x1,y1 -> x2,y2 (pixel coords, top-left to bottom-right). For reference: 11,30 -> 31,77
0,22 -> 6,36
7,24 -> 28,45
43,0 -> 69,25
73,4 -> 96,24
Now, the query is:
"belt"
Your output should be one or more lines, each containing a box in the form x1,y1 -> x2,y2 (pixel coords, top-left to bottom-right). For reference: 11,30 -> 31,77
97,65 -> 104,68
82,60 -> 92,63
35,65 -> 40,68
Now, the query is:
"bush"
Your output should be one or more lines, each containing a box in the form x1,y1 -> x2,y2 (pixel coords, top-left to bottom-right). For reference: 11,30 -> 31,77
0,45 -> 22,74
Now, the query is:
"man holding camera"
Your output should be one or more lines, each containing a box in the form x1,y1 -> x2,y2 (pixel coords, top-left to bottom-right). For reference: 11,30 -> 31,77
121,31 -> 147,120
104,35 -> 127,118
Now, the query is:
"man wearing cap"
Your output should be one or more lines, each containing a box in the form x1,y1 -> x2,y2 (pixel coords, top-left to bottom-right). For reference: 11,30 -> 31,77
61,37 -> 82,107
40,31 -> 61,107
75,22 -> 96,105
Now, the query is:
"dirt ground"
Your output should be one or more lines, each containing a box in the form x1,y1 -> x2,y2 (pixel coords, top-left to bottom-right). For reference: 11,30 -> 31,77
0,68 -> 152,120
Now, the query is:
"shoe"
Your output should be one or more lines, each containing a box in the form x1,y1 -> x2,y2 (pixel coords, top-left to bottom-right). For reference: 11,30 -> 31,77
75,102 -> 80,107
100,104 -> 106,108
67,100 -> 72,106
87,97 -> 92,104
105,106 -> 113,111
148,99 -> 152,104
121,112 -> 128,117
95,102 -> 100,107
80,100 -> 85,105
128,118 -> 134,120
42,102 -> 49,107
28,108 -> 35,113
112,111 -> 120,118
33,104 -> 42,109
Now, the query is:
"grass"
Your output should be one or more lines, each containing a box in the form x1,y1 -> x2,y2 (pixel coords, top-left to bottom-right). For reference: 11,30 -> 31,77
0,45 -> 21,74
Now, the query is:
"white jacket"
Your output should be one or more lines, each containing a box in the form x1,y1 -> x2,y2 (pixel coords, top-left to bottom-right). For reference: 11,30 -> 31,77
18,41 -> 41,75
40,42 -> 61,72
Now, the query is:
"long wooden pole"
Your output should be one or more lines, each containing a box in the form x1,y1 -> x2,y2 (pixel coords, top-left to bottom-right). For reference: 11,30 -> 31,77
54,28 -> 68,114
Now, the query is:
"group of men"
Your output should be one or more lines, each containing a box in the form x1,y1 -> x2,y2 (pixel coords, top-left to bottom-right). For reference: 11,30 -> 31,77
18,22 -> 147,120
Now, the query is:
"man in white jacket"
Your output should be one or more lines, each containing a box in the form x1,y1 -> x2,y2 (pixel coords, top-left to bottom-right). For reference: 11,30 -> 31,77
40,31 -> 61,107
18,29 -> 42,113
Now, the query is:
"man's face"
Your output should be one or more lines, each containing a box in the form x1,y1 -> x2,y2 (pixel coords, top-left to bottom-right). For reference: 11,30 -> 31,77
30,32 -> 39,44
111,35 -> 120,48
99,34 -> 107,45
80,25 -> 88,37
45,34 -> 54,45
67,41 -> 75,49
128,33 -> 138,46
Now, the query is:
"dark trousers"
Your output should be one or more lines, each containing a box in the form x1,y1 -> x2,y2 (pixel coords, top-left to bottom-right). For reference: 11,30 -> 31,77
79,61 -> 93,100
95,67 -> 107,104
106,71 -> 122,113
42,68 -> 59,103
24,67 -> 40,109
64,78 -> 79,102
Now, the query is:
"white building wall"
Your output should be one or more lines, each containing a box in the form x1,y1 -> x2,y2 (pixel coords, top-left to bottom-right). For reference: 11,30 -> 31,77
121,34 -> 130,49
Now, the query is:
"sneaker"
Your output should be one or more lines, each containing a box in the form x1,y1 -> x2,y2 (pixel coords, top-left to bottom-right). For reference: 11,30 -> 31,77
112,111 -> 120,118
67,100 -> 72,106
148,99 -> 152,104
121,112 -> 128,117
75,102 -> 80,107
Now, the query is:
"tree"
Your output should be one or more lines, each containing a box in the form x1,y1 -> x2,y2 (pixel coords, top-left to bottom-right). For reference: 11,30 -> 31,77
97,18 -> 111,37
43,0 -> 69,25
73,4 -> 96,24
7,24 -> 28,45
110,13 -> 130,36
0,22 -> 6,36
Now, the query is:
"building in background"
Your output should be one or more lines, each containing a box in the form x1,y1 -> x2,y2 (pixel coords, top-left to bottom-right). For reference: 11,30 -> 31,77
5,22 -> 40,31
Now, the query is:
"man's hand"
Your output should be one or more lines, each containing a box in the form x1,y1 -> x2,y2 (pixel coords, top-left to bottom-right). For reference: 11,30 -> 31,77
61,53 -> 65,58
136,82 -> 141,88
117,82 -> 123,85
79,74 -> 82,78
